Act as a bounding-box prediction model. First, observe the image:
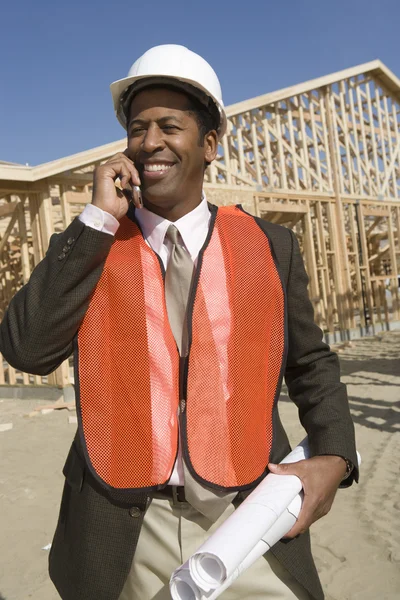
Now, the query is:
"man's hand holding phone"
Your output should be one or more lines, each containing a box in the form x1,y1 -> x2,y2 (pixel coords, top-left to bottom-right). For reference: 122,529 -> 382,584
92,151 -> 142,220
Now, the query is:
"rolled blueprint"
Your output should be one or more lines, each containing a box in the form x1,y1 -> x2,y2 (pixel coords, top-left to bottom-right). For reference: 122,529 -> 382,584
189,438 -> 310,592
170,438 -> 310,599
170,563 -> 201,600
170,495 -> 303,600
204,493 -> 303,600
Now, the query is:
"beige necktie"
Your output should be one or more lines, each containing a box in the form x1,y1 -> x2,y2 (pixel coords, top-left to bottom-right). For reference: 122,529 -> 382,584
164,224 -> 236,521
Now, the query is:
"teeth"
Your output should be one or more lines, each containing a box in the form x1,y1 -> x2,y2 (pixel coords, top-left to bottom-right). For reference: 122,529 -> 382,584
144,164 -> 172,172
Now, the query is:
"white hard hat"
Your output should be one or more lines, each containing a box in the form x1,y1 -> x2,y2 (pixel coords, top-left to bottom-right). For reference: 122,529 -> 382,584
110,44 -> 227,139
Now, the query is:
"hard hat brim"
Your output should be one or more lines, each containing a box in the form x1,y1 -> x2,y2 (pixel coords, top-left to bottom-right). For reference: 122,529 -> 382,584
110,74 -> 227,140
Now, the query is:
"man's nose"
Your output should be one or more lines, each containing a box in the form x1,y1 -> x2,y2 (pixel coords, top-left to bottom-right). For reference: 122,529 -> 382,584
142,124 -> 164,153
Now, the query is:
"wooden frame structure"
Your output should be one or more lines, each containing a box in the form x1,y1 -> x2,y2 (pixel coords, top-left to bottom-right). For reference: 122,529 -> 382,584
1,59 -> 399,388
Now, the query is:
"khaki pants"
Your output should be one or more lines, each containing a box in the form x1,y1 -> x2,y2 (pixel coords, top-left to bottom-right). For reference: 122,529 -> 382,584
119,495 -> 311,600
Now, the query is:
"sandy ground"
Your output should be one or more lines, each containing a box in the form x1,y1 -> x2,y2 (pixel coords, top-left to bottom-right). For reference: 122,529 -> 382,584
0,332 -> 399,600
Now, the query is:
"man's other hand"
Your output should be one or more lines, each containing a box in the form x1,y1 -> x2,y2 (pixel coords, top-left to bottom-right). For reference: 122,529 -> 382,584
268,455 -> 347,538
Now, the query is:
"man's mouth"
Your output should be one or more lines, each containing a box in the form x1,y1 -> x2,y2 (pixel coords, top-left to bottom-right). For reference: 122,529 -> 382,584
142,163 -> 175,179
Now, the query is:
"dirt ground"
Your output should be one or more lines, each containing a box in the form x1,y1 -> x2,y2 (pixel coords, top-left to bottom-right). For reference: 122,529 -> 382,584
0,332 -> 399,600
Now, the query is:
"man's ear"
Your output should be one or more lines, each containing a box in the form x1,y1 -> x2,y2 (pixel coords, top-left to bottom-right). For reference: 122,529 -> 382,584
204,130 -> 218,164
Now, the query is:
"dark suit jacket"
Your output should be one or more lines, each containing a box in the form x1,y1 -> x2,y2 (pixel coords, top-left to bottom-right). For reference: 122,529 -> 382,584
0,205 -> 358,600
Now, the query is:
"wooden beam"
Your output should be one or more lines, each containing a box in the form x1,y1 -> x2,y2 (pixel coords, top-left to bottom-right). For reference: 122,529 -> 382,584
48,173 -> 94,185
258,202 -> 309,214
315,201 -> 334,330
357,203 -> 375,325
348,203 -> 365,328
356,85 -> 373,195
324,86 -> 353,329
0,201 -> 19,218
59,185 -> 72,228
366,216 -> 384,236
287,103 -> 300,189
379,138 -> 400,196
309,99 -> 323,191
383,95 -> 396,197
369,274 -> 397,281
222,136 -> 232,185
29,194 -> 43,264
339,81 -> 354,194
303,203 -> 319,301
0,353 -> 5,384
65,190 -> 92,204
274,105 -> 287,189
251,121 -> 263,185
391,101 -> 400,199
262,119 -> 274,187
38,189 -> 54,254
320,92 -> 334,191
368,245 -> 390,263
362,207 -> 390,217
226,60 -> 391,118
298,100 -> 311,189
255,189 -> 334,201
0,181 -> 47,195
387,210 -> 399,319
55,360 -> 71,388
16,200 -> 31,285
366,82 -> 380,191
0,209 -> 18,255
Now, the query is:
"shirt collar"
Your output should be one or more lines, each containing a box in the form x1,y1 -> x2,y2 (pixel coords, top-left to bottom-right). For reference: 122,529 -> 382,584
135,194 -> 210,258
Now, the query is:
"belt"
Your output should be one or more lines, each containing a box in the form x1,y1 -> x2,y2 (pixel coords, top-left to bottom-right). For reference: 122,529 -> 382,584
153,485 -> 187,503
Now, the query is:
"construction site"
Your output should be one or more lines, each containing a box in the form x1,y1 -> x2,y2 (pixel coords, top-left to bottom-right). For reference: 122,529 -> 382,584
1,52 -> 400,600
1,59 -> 400,392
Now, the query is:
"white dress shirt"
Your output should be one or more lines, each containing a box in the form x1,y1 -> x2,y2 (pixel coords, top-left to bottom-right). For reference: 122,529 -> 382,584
79,197 -> 211,485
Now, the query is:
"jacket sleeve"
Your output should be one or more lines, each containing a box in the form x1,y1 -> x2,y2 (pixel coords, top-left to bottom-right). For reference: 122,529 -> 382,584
0,218 -> 114,376
284,230 -> 358,485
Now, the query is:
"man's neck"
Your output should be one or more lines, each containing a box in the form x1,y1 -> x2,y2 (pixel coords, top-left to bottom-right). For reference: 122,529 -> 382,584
142,194 -> 204,222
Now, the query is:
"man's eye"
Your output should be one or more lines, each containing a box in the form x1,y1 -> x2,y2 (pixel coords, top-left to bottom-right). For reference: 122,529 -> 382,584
163,125 -> 178,131
130,128 -> 145,135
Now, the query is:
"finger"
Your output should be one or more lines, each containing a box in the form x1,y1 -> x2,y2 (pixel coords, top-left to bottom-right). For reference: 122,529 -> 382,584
122,150 -> 142,186
105,152 -> 134,169
268,461 -> 306,477
123,158 -> 141,187
96,160 -> 134,187
115,165 -> 135,193
119,170 -> 142,209
110,151 -> 134,166
283,524 -> 302,539
283,498 -> 315,539
108,154 -> 141,187
286,485 -> 332,539
284,513 -> 311,538
119,168 -> 133,189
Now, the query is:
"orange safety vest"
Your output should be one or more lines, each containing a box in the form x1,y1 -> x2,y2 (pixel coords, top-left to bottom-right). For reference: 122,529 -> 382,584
76,205 -> 286,495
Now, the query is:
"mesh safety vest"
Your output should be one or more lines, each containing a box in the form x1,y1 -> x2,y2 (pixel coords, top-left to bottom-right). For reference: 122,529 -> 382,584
76,205 -> 286,495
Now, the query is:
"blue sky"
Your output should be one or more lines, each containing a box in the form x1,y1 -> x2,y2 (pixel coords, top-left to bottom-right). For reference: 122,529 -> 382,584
1,0 -> 399,165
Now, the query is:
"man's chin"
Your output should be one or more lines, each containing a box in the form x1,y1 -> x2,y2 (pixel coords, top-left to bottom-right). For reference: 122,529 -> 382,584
142,187 -> 176,210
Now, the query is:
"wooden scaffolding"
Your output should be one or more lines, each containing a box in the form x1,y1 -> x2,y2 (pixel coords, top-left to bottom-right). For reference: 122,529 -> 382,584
1,59 -> 399,389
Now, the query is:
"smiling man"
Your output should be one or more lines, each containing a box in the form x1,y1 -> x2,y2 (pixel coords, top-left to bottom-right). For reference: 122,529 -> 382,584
0,45 -> 357,600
